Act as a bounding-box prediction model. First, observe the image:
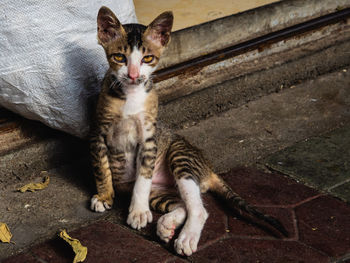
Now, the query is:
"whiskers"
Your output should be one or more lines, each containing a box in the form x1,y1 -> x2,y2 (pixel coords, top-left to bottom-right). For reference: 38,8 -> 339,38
148,74 -> 154,83
109,75 -> 123,91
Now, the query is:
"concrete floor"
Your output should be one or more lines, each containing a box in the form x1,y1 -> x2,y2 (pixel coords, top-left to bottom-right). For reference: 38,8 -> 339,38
178,67 -> 350,172
0,66 -> 349,261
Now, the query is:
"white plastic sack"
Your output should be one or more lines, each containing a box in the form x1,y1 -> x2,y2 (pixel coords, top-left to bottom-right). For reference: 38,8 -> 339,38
0,0 -> 137,138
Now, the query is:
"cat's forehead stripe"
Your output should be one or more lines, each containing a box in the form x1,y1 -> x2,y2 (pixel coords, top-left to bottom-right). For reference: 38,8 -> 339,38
124,23 -> 147,49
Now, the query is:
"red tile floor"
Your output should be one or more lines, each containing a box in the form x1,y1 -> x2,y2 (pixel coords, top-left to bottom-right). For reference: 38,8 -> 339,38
4,167 -> 350,263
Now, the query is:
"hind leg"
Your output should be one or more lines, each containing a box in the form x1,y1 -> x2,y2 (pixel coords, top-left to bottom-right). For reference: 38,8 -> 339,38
174,178 -> 208,256
165,136 -> 211,256
150,188 -> 187,242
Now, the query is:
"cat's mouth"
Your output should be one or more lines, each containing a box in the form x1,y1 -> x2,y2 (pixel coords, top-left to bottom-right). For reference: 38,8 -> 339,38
112,71 -> 148,88
123,75 -> 147,86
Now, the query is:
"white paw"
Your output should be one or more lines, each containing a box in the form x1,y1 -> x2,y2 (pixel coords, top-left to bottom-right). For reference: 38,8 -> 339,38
174,208 -> 207,256
157,215 -> 176,243
175,230 -> 201,256
127,205 -> 152,230
90,196 -> 112,213
157,208 -> 186,243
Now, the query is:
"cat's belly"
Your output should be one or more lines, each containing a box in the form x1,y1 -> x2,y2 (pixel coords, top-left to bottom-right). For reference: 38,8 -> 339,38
152,155 -> 175,187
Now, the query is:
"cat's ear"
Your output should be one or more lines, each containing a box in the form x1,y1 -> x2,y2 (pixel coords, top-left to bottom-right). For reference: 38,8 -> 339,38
97,6 -> 126,46
144,11 -> 173,47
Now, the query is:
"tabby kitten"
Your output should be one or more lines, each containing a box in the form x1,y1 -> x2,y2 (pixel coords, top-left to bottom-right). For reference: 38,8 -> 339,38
90,6 -> 288,256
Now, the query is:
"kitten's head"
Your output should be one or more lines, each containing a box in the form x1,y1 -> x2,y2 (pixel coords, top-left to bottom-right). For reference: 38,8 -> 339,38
97,6 -> 173,88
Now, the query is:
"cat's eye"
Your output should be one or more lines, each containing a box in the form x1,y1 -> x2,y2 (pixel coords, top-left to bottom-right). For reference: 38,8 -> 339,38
142,55 -> 154,63
112,53 -> 126,63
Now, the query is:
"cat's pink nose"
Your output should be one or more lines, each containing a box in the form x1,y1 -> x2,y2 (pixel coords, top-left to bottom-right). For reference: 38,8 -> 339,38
128,72 -> 139,80
128,64 -> 140,80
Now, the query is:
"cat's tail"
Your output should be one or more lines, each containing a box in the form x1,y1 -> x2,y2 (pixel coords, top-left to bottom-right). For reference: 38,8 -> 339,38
208,172 -> 289,238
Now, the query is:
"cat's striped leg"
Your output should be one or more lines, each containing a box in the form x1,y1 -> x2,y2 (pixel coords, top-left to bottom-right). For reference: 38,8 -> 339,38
166,137 -> 210,256
149,189 -> 186,243
108,150 -> 127,186
90,134 -> 115,212
127,115 -> 157,230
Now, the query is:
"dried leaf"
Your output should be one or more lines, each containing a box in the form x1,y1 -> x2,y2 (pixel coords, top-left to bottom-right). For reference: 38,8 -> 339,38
0,223 -> 12,243
59,229 -> 87,263
17,172 -> 50,193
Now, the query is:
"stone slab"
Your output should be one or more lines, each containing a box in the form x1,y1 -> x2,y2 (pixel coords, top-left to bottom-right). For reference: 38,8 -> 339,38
295,196 -> 350,258
219,168 -> 320,206
265,124 -> 350,199
3,221 -> 177,263
2,253 -> 38,263
190,238 -> 330,263
330,181 -> 350,202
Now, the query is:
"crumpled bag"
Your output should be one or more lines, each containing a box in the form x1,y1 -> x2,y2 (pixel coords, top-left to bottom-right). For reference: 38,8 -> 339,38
0,0 -> 137,138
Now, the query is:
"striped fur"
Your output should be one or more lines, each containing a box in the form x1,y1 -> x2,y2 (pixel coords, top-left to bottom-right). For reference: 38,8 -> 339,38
90,7 -> 172,220
90,6 -> 287,256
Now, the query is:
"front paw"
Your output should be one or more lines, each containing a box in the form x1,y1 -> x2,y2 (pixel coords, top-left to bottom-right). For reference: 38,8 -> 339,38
175,231 -> 201,256
90,194 -> 113,212
127,204 -> 153,230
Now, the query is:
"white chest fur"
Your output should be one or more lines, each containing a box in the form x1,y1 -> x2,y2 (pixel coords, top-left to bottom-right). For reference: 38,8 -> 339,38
123,87 -> 147,117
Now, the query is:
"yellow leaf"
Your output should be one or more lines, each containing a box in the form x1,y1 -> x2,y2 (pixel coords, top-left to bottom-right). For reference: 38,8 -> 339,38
59,230 -> 87,263
17,172 -> 50,193
0,223 -> 12,243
